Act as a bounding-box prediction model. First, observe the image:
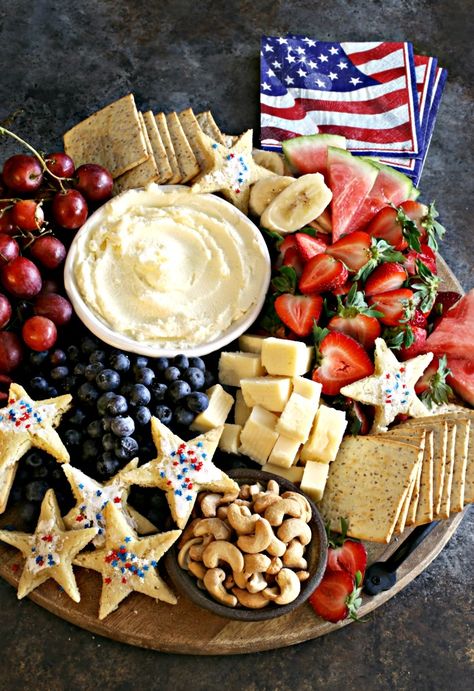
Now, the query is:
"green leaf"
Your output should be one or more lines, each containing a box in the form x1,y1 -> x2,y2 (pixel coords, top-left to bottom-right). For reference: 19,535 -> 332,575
421,201 -> 446,252
354,237 -> 405,283
260,227 -> 285,248
420,354 -> 453,408
271,266 -> 297,295
259,296 -> 284,335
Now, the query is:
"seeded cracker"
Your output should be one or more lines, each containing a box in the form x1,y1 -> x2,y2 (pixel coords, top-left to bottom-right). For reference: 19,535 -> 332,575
113,112 -> 159,194
196,110 -> 227,146
166,111 -> 200,182
434,423 -> 456,520
63,94 -> 148,178
450,419 -> 470,512
142,110 -> 173,183
154,113 -> 182,183
178,108 -> 214,171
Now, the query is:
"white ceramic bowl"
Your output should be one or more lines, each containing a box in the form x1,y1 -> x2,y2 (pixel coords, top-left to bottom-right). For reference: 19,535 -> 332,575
64,185 -> 271,358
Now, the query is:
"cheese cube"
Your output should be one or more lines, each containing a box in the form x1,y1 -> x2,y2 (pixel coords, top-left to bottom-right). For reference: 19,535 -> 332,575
261,463 -> 304,484
292,377 -> 322,405
218,351 -> 264,387
267,434 -> 301,469
300,461 -> 330,501
239,406 -> 278,465
234,389 -> 251,426
240,376 -> 292,412
238,334 -> 265,354
300,405 -> 347,464
276,392 -> 319,442
218,423 -> 242,455
190,384 -> 234,432
261,337 -> 314,377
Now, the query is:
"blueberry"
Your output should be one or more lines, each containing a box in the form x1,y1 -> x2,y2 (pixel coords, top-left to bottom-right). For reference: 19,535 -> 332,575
186,392 -> 209,413
67,345 -> 80,362
175,406 -> 195,426
135,406 -> 151,426
109,352 -> 131,372
204,370 -> 215,388
168,380 -> 191,402
73,363 -> 87,377
188,356 -> 206,371
120,382 -> 133,398
51,366 -> 69,381
69,408 -> 87,426
101,417 -> 113,432
164,366 -> 181,382
154,405 -> 173,425
150,382 -> 167,401
134,367 -> 155,386
25,480 -> 49,503
46,386 -> 58,397
25,452 -> 44,469
87,420 -> 102,438
89,349 -> 107,364
78,382 -> 99,405
114,436 -> 139,461
82,438 -> 100,461
173,354 -> 189,370
96,453 -> 120,478
30,376 -> 49,394
29,350 -> 49,367
33,464 -> 49,479
183,367 -> 205,390
154,357 -> 169,373
97,392 -> 117,416
134,356 -> 149,369
106,394 -> 128,416
85,362 -> 104,381
50,349 -> 67,366
110,415 -> 135,437
81,336 -> 99,355
96,368 -> 121,391
64,428 -> 82,447
129,383 -> 151,407
102,432 -> 115,451
61,375 -> 78,393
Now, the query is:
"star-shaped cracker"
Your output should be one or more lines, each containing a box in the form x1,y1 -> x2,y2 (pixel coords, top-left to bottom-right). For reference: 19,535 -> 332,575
340,338 -> 433,433
0,383 -> 71,513
123,418 -> 239,529
0,489 -> 96,601
191,129 -> 273,213
62,459 -> 156,547
74,501 -> 180,619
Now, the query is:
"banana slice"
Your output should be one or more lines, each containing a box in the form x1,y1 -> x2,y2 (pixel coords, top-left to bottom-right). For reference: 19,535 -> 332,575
252,149 -> 285,176
260,173 -> 332,234
249,175 -> 295,217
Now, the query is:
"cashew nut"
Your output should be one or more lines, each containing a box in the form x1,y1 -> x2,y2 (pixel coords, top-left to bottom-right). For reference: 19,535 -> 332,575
188,534 -> 213,561
264,497 -> 302,526
178,537 -> 204,570
233,570 -> 249,590
178,518 -> 201,547
262,586 -> 279,601
273,568 -> 301,605
253,492 -> 280,514
202,540 -> 245,573
281,491 -> 312,522
266,535 -> 287,557
199,493 -> 222,517
232,588 -> 270,609
243,553 -> 271,574
188,560 -> 207,580
247,572 -> 268,593
193,517 -> 232,541
227,503 -> 259,535
204,568 -> 238,607
266,479 -> 280,495
238,484 -> 252,499
296,570 -> 310,582
224,573 -> 235,590
277,518 -> 312,545
266,556 -> 283,576
237,518 -> 273,554
216,506 -> 228,520
282,539 -> 308,570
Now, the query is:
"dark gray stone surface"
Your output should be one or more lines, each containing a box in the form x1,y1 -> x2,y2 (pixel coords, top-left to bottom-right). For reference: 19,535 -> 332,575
0,1 -> 472,688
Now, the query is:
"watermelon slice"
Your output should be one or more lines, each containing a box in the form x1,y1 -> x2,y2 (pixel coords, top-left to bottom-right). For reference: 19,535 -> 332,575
424,289 -> 474,359
446,358 -> 474,406
282,134 -> 346,179
327,148 -> 378,242
350,161 -> 413,233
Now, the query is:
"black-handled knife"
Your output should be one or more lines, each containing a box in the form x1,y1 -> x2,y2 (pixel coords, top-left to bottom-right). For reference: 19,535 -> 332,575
363,521 -> 440,596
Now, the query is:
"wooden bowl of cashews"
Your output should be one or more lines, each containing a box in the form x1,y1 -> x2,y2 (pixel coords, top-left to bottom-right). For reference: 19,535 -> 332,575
164,468 -> 328,621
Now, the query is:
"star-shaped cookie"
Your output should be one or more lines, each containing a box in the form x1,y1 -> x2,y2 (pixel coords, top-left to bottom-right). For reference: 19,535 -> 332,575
0,488 -> 96,601
62,459 -> 156,547
340,338 -> 433,432
191,129 -> 273,213
0,383 -> 71,513
122,418 -> 239,528
74,501 -> 180,619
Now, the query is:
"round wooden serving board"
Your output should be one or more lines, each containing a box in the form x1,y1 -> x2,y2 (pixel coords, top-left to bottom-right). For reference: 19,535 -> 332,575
0,257 -> 468,655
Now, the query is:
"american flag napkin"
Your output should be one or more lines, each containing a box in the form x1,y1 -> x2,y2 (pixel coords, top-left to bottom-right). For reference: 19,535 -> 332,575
260,37 -> 422,157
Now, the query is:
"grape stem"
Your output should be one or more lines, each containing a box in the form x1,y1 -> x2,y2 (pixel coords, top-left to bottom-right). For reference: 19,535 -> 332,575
0,126 -> 67,192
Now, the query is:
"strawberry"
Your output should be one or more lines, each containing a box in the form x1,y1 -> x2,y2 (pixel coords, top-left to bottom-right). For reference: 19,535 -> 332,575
327,284 -> 382,349
399,325 -> 428,360
282,245 -> 304,278
299,254 -> 348,295
326,231 -> 371,272
401,200 -> 446,251
410,308 -> 428,329
326,518 -> 368,578
415,355 -> 453,408
312,328 -> 374,395
294,232 -> 328,261
368,288 -> 414,327
309,570 -> 363,623
364,262 -> 407,296
274,293 -> 323,337
404,244 -> 437,276
432,290 -> 462,327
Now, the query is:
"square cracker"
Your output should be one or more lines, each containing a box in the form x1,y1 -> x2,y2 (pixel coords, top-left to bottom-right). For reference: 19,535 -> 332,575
142,111 -> 173,183
414,430 -> 434,526
178,108 -> 214,171
450,419 -> 470,512
113,112 -> 159,194
196,110 -> 226,146
63,94 -> 148,179
166,112 -> 200,183
154,113 -> 181,184
434,423 -> 457,520
464,415 -> 474,505
318,436 -> 420,543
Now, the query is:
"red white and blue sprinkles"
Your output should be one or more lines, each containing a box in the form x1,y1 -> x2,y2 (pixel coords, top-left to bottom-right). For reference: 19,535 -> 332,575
383,368 -> 408,407
26,523 -> 62,574
0,398 -> 51,432
210,143 -> 251,194
104,539 -> 157,585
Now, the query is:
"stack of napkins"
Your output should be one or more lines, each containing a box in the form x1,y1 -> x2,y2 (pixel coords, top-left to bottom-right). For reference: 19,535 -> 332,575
260,37 -> 446,185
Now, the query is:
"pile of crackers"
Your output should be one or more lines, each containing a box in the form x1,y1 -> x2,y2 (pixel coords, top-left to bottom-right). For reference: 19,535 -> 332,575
63,94 -> 236,195
319,407 -> 473,543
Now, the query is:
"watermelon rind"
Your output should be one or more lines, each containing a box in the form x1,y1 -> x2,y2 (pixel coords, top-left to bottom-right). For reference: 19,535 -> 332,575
282,134 -> 347,174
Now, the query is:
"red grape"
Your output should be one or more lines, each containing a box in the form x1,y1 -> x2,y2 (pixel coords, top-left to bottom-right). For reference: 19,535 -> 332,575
22,316 -> 57,351
30,235 -> 66,269
0,234 -> 20,265
0,331 -> 23,372
0,294 -> 12,328
2,154 -> 43,194
1,256 -> 42,298
45,152 -> 75,178
75,164 -> 113,202
0,207 -> 17,235
12,199 -> 44,231
52,189 -> 88,229
33,292 -> 72,325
